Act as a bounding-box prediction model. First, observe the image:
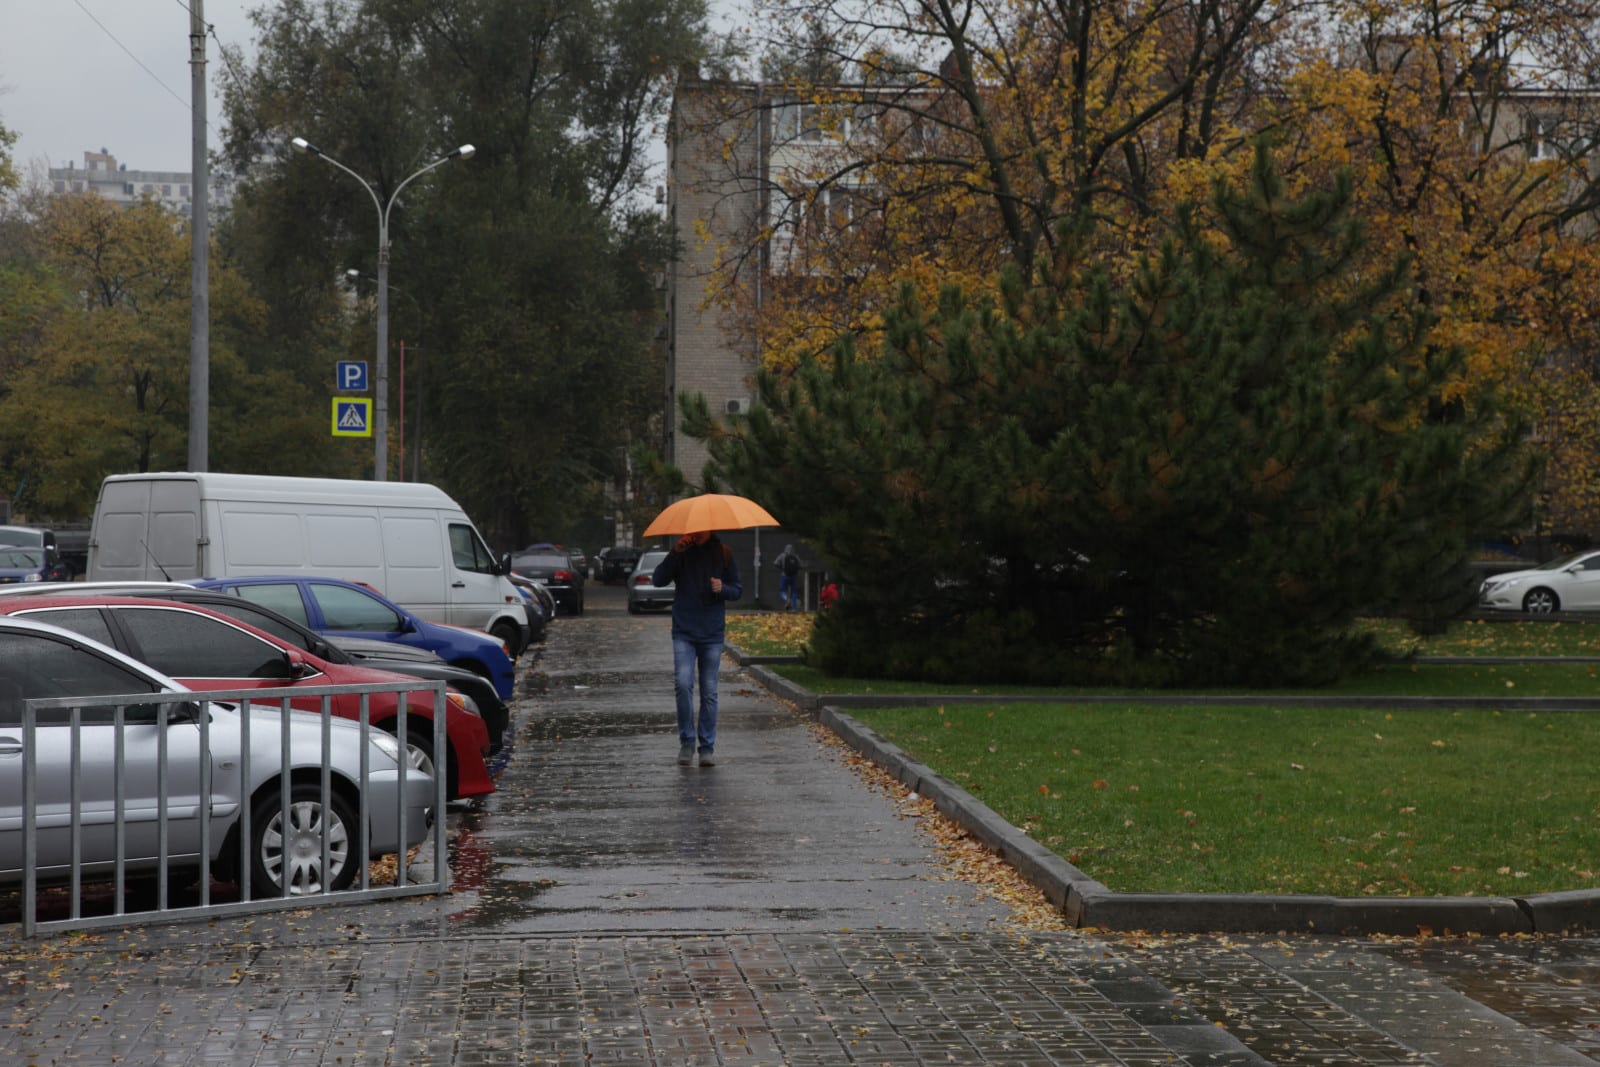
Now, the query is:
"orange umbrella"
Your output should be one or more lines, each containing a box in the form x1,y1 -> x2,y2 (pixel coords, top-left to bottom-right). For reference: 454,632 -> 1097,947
642,493 -> 780,538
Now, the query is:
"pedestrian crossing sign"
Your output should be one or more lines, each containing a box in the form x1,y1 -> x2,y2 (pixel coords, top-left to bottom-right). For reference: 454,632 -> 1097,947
332,397 -> 372,437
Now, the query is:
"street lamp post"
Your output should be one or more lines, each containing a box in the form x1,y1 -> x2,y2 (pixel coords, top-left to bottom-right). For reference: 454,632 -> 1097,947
290,137 -> 475,480
347,270 -> 423,480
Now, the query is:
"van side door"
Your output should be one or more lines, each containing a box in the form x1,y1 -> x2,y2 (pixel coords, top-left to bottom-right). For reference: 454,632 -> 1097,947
445,522 -> 507,630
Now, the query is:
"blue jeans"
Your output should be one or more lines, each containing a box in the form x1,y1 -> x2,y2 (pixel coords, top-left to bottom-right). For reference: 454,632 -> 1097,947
779,574 -> 797,610
672,635 -> 722,752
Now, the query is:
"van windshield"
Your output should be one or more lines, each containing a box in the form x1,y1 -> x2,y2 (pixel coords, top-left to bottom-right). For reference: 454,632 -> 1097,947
449,523 -> 499,574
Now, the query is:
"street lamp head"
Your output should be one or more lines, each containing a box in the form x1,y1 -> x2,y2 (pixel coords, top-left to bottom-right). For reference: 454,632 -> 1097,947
290,136 -> 318,155
454,144 -> 476,160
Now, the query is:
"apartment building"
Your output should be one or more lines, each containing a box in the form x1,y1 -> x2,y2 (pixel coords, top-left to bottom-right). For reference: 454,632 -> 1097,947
47,148 -> 231,217
663,73 -> 897,482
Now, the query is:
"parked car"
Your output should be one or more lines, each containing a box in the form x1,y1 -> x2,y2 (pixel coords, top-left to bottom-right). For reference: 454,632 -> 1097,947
0,615 -> 433,895
0,577 -> 512,751
1478,551 -> 1600,613
190,576 -> 517,701
627,549 -> 675,614
0,545 -> 73,585
567,547 -> 589,578
507,572 -> 555,640
0,524 -> 56,551
597,547 -> 643,585
511,550 -> 586,615
88,473 -> 531,656
0,595 -> 495,800
103,585 -> 512,757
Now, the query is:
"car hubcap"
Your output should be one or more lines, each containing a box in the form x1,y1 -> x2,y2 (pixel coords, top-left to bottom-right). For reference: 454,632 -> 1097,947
405,742 -> 436,779
261,800 -> 349,894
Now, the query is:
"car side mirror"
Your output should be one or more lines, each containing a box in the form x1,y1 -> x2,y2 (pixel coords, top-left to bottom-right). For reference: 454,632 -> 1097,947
499,552 -> 512,576
284,650 -> 316,680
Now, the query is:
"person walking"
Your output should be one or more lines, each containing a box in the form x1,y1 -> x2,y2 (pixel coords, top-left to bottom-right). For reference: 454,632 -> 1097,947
652,530 -> 743,766
774,543 -> 801,612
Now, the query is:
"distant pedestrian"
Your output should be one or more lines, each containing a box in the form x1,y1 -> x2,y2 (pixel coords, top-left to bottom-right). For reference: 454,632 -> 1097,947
652,531 -> 742,767
774,543 -> 801,612
820,577 -> 840,611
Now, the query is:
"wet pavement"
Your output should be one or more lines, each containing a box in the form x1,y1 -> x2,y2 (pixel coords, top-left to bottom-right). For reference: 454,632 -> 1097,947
1,583 -> 1599,1065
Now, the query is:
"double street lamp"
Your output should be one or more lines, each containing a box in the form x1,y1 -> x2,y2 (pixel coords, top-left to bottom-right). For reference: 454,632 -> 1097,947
290,136 -> 475,480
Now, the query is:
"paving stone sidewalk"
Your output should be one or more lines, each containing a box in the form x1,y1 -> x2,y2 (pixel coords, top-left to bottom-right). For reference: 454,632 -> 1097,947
0,584 -> 1597,1066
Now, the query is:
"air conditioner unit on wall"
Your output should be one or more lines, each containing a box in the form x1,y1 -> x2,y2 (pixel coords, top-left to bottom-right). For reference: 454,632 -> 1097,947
725,398 -> 751,416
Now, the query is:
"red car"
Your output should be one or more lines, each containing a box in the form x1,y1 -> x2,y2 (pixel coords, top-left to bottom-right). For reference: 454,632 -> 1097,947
0,595 -> 494,800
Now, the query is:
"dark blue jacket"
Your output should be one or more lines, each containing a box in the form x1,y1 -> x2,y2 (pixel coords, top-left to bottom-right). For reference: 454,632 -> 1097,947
652,536 -> 742,642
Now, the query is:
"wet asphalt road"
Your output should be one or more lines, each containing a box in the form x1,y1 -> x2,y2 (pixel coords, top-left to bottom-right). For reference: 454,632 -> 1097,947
2,581 -> 1600,1065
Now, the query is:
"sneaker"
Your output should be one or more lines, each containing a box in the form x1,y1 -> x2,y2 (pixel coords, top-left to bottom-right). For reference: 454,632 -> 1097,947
678,744 -> 695,766
698,750 -> 716,767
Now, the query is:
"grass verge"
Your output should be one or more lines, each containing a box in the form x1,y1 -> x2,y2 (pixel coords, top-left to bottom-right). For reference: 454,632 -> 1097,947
725,613 -> 1600,897
847,702 -> 1600,897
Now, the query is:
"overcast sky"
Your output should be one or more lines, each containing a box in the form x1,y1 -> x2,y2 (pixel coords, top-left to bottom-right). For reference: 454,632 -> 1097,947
0,0 -> 258,174
2,0 -> 749,181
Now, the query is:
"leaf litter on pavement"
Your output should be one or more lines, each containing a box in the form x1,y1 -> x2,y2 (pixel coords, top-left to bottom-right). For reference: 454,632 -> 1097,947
803,720 -> 1069,933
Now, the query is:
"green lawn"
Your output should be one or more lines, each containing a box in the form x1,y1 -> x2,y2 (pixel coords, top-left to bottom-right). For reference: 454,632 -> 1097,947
724,614 -> 1600,897
848,702 -> 1600,897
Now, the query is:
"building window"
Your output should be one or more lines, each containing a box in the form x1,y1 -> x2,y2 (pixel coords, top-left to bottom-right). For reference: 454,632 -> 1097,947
769,183 -> 878,272
1527,115 -> 1557,160
1524,115 -> 1591,162
775,101 -> 856,145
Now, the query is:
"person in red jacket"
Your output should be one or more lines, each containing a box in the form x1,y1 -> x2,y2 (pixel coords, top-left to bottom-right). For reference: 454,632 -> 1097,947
819,577 -> 840,610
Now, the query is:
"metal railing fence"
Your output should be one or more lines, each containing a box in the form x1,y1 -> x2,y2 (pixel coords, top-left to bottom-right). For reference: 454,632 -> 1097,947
11,680 -> 451,935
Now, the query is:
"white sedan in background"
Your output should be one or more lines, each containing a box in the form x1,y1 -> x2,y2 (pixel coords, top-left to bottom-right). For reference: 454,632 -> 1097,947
1478,551 -> 1600,614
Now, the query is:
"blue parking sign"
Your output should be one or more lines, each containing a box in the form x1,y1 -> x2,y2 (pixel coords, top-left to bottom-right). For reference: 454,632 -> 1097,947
337,360 -> 369,392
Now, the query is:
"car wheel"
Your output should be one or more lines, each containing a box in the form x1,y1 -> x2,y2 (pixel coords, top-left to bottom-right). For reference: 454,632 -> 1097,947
572,596 -> 584,616
1523,588 -> 1559,614
390,723 -> 458,799
250,782 -> 358,895
628,601 -> 641,615
490,620 -> 522,656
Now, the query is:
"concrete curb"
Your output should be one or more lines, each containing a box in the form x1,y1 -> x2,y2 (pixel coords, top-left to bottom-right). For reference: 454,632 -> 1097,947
736,654 -> 1600,936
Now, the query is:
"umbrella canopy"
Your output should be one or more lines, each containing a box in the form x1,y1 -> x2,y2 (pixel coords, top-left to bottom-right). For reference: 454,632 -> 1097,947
642,494 -> 780,538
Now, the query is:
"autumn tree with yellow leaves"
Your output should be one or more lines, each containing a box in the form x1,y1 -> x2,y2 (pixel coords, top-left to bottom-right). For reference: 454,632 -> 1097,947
693,149 -> 1536,685
686,0 -> 1600,534
0,193 -> 341,517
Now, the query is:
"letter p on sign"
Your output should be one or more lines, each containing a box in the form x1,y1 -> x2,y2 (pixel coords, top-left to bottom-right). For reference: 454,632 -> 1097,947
337,360 -> 369,392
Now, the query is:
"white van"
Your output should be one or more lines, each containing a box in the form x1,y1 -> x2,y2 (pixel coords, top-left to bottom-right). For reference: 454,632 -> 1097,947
86,472 -> 531,652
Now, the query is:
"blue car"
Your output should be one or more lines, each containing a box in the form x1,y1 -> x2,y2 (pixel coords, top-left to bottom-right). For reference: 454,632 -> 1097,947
192,575 -> 517,701
0,545 -> 72,585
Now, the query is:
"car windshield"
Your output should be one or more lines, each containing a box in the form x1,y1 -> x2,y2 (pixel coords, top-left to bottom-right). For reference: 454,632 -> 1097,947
0,548 -> 43,568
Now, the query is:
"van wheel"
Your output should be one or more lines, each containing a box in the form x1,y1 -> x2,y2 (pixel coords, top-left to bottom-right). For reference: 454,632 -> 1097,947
250,783 -> 357,895
490,620 -> 521,655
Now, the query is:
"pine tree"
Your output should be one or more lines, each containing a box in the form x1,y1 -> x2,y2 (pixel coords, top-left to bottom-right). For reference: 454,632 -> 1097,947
693,147 -> 1536,686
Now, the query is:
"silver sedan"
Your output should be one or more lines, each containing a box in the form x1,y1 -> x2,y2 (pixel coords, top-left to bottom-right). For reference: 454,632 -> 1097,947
0,615 -> 433,895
